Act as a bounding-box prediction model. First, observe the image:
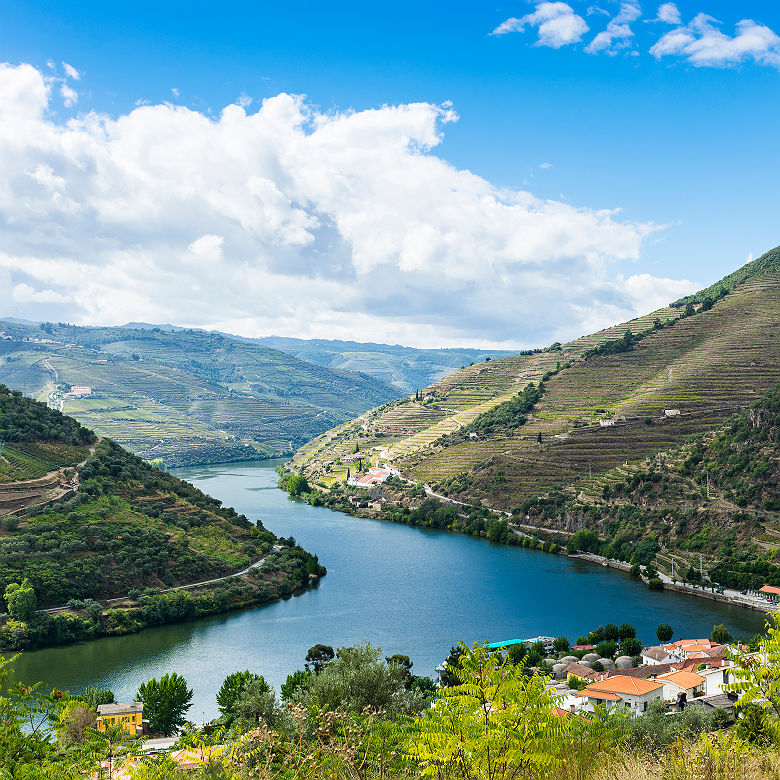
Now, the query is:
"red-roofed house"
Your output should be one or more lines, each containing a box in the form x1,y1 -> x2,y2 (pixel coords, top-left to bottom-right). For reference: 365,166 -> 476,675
577,675 -> 664,715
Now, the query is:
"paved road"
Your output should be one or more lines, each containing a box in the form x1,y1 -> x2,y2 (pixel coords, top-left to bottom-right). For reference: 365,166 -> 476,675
42,545 -> 282,614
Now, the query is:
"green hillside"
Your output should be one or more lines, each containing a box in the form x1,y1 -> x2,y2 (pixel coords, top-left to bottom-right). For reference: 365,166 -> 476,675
0,385 -> 325,650
0,323 -> 398,466
290,248 -> 780,574
253,336 -> 516,393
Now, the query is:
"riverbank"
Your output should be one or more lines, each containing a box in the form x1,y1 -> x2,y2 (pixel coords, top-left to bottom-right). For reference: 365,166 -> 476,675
9,458 -> 764,721
281,466 -> 778,618
0,544 -> 325,652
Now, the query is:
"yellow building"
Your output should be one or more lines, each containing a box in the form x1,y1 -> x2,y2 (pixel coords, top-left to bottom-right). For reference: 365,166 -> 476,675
96,702 -> 144,735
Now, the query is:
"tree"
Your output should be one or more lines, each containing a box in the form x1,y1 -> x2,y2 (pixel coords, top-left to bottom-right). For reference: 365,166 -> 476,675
387,654 -> 414,688
726,613 -> 780,717
232,677 -> 280,731
406,643 -> 567,779
656,623 -> 674,643
305,643 -> 335,674
552,636 -> 570,653
619,623 -> 636,640
56,700 -> 97,747
136,673 -> 193,736
216,670 -> 268,721
81,686 -> 115,711
620,637 -> 643,657
280,669 -> 311,701
711,624 -> 733,645
4,578 -> 37,621
440,645 -> 465,687
604,623 -> 620,642
299,642 -> 424,716
286,475 -> 310,496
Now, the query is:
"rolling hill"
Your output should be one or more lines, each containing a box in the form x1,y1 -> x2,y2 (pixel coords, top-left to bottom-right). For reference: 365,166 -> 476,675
290,247 -> 780,577
251,336 -> 516,393
0,385 -> 325,649
0,323 -> 399,466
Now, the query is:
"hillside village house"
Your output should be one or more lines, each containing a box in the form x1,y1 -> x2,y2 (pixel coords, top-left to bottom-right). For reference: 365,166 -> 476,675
63,385 -> 92,399
641,645 -> 677,665
657,670 -> 706,702
577,675 -> 664,714
97,702 -> 144,735
347,466 -> 398,488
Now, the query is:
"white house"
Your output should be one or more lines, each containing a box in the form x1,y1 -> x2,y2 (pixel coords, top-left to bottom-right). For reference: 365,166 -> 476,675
657,670 -> 705,703
577,675 -> 664,715
664,409 -> 681,417
347,467 -> 398,488
641,646 -> 677,665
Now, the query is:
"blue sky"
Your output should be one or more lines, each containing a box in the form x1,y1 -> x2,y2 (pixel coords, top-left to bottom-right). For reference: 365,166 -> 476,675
0,1 -> 778,347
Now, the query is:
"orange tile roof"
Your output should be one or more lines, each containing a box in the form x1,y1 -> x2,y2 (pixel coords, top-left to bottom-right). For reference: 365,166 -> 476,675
584,675 -> 664,696
579,689 -> 621,701
658,670 -> 705,688
760,585 -> 780,595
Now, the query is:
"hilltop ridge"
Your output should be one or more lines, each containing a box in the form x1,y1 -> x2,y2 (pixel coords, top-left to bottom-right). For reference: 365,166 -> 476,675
289,247 -> 780,581
0,386 -> 324,650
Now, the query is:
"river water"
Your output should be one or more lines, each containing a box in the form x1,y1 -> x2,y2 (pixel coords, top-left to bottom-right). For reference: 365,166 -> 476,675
9,459 -> 764,722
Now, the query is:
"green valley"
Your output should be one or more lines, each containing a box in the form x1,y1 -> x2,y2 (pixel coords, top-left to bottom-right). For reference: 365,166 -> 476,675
0,323 -> 399,466
0,385 -> 325,650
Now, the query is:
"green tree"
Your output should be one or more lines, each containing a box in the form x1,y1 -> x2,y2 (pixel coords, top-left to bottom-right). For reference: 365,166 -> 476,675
232,677 -> 280,731
305,643 -> 335,673
604,623 -> 620,641
552,636 -> 570,653
4,578 -> 37,621
286,475 -> 310,496
406,642 -> 567,779
298,641 -> 425,717
56,700 -> 97,748
726,613 -> 780,717
711,624 -> 733,645
619,623 -> 636,640
620,637 -> 643,657
280,669 -> 311,701
656,623 -> 674,643
216,670 -> 267,721
136,673 -> 193,736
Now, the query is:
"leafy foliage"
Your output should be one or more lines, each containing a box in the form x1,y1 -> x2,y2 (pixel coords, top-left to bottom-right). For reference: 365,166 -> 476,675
136,673 -> 194,736
406,643 -> 567,779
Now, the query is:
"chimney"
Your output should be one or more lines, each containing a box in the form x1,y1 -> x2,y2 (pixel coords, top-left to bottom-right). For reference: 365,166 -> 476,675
569,704 -> 576,713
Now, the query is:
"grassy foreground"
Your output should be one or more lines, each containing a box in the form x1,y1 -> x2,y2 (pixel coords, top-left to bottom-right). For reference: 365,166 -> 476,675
6,617 -> 780,780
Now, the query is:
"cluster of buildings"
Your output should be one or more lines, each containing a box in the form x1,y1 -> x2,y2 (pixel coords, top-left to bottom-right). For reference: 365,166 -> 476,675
347,466 -> 398,488
553,638 -> 737,717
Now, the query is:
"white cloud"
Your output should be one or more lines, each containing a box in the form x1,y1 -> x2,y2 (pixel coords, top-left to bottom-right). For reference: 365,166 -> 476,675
60,83 -> 78,107
237,93 -> 252,108
62,62 -> 81,80
0,61 -> 691,348
586,1 -> 642,54
493,3 -> 589,48
655,3 -> 682,25
539,162 -> 553,169
650,13 -> 780,68
171,87 -> 180,97
12,283 -> 70,304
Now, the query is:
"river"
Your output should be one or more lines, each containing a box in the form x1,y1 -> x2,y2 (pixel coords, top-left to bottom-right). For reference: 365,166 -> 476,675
9,459 -> 765,722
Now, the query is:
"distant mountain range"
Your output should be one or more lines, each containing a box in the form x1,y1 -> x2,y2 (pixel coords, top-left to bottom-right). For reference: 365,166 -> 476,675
118,323 -> 514,392
0,323 -> 397,466
0,320 -> 511,466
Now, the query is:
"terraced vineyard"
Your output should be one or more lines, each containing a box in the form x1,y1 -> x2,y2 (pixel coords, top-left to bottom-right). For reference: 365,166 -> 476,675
293,249 -> 780,516
0,324 -> 398,466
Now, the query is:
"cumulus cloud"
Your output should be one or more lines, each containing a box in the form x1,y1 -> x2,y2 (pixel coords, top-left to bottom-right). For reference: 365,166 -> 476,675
0,61 -> 693,348
654,3 -> 682,25
586,1 -> 642,54
650,13 -> 780,68
12,283 -> 70,304
492,3 -> 589,48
